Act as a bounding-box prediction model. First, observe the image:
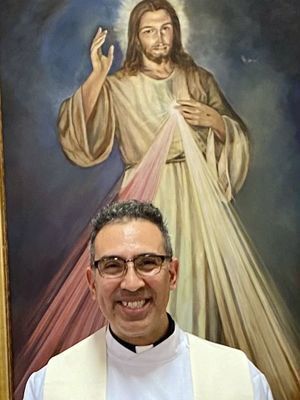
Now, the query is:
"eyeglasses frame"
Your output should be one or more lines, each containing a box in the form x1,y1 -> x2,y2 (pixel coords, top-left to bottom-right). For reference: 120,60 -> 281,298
93,253 -> 172,279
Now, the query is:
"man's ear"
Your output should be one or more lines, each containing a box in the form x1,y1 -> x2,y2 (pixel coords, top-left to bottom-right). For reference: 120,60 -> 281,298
86,266 -> 97,300
169,257 -> 179,290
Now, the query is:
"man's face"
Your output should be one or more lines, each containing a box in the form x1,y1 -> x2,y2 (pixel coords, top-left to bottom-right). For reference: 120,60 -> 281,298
86,219 -> 178,345
138,9 -> 174,64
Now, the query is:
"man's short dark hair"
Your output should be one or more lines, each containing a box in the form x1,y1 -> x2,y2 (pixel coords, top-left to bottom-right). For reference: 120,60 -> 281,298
90,200 -> 173,264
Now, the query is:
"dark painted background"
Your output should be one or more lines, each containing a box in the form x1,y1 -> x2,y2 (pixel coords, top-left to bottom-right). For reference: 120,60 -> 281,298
0,0 -> 299,384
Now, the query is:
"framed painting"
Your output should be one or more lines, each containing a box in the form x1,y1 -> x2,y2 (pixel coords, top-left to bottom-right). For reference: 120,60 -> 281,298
1,0 -> 299,399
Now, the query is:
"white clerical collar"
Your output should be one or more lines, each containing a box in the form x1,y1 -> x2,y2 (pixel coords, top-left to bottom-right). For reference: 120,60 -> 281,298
135,344 -> 154,353
108,313 -> 175,353
106,322 -> 186,365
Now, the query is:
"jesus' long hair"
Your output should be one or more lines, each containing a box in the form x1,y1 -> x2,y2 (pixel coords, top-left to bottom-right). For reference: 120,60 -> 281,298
123,0 -> 197,74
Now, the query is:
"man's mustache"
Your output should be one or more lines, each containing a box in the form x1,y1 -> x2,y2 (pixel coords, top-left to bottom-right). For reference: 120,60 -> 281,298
152,43 -> 169,49
114,289 -> 151,301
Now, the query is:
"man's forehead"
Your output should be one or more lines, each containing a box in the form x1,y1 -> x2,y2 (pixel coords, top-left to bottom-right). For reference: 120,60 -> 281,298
139,9 -> 172,27
95,218 -> 164,242
94,219 -> 165,256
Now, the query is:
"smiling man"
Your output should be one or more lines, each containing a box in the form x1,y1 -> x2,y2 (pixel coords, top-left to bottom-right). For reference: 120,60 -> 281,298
87,212 -> 177,346
24,201 -> 273,400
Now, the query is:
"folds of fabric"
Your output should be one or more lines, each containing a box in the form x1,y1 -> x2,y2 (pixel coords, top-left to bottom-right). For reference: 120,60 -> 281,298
176,111 -> 299,400
59,85 -> 116,167
118,112 -> 175,201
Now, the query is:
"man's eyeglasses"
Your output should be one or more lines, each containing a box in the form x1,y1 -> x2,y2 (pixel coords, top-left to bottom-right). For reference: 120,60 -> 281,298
93,253 -> 172,278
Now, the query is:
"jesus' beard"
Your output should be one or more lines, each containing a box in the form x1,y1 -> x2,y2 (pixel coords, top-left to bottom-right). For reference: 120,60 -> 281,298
142,46 -> 172,65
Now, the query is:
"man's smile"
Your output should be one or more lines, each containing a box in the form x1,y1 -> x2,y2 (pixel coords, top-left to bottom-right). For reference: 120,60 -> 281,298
116,298 -> 152,320
121,299 -> 147,309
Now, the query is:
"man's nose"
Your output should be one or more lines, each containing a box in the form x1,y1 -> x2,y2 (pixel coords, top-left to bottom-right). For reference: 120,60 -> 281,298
156,29 -> 163,42
120,263 -> 145,291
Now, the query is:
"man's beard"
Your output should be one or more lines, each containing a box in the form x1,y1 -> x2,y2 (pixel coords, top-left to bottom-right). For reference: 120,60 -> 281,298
143,46 -> 171,65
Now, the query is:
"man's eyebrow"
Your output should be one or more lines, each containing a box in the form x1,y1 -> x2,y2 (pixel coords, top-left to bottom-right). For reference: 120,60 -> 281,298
139,25 -> 154,31
95,254 -> 122,259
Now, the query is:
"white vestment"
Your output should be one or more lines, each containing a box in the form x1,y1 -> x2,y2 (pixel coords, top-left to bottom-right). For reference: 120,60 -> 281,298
23,325 -> 273,400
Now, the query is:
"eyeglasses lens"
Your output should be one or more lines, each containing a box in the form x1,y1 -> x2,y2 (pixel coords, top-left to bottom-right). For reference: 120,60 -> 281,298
97,254 -> 167,278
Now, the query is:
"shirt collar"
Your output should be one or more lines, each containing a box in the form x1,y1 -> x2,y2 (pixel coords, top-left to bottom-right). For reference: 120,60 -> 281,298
109,313 -> 175,353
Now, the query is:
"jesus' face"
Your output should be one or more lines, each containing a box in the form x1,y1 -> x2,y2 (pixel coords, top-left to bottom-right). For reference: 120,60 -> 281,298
138,9 -> 174,64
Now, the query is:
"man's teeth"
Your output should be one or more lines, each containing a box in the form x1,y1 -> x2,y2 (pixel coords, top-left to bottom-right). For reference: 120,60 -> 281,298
121,300 -> 146,309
